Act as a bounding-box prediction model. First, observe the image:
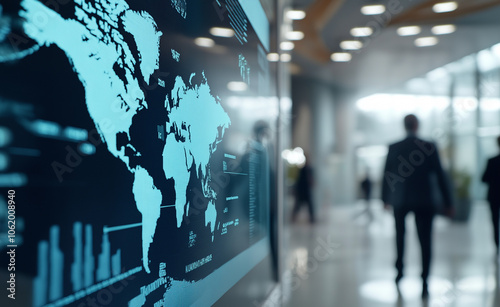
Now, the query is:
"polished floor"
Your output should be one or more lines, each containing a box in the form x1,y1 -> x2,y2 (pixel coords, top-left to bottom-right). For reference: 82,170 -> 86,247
284,201 -> 500,307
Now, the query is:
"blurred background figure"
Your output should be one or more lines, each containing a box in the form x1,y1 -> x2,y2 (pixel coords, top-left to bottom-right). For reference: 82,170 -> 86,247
482,136 -> 500,257
355,169 -> 374,221
292,153 -> 315,224
382,114 -> 453,300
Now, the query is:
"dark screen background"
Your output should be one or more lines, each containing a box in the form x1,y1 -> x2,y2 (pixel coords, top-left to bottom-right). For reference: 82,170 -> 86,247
0,0 -> 279,306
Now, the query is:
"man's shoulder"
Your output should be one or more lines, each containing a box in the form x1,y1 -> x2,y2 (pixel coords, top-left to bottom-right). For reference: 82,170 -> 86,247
414,137 -> 436,149
388,139 -> 404,148
488,155 -> 500,164
389,137 -> 435,149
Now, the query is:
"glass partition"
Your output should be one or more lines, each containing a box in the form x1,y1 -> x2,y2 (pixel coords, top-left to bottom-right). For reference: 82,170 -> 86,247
355,42 -> 500,201
0,0 -> 284,306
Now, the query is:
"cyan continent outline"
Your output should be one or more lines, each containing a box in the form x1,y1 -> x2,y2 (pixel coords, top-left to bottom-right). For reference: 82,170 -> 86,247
19,0 -> 231,274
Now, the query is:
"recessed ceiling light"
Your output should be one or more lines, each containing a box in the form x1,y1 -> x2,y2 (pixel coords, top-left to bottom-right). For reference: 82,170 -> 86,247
285,31 -> 305,40
415,36 -> 439,47
209,27 -> 234,38
280,41 -> 295,51
340,40 -> 363,50
194,37 -> 215,47
331,52 -> 352,62
350,27 -> 373,37
267,53 -> 280,62
280,54 -> 292,62
397,26 -> 421,36
431,24 -> 456,35
361,5 -> 386,15
227,81 -> 248,92
286,10 -> 306,20
432,2 -> 458,13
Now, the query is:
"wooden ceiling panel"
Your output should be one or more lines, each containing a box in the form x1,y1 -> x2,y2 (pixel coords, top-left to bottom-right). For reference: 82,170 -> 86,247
388,0 -> 500,25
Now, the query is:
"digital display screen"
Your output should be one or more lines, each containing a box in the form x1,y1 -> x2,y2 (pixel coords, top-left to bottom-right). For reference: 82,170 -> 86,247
0,0 -> 278,306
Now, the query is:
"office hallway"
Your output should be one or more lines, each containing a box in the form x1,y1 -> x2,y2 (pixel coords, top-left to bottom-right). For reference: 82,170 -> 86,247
285,201 -> 500,307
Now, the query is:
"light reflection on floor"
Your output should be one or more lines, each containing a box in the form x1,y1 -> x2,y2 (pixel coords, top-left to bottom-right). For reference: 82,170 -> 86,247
360,277 -> 453,304
456,275 -> 496,293
285,201 -> 500,307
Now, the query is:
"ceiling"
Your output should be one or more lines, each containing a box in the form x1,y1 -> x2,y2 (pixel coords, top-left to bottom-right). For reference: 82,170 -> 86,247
289,0 -> 500,96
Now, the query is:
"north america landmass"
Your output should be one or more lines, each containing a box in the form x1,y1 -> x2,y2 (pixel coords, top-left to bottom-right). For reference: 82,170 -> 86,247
18,0 -> 231,275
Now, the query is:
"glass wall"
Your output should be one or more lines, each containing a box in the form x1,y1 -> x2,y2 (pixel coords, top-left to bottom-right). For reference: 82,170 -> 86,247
355,42 -> 500,201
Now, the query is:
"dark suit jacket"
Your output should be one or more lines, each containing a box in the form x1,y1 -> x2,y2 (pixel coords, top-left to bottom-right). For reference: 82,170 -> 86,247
382,135 -> 452,213
482,154 -> 500,204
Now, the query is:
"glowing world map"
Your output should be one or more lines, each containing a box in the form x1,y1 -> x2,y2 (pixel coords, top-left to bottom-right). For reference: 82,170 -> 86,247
20,0 -> 231,275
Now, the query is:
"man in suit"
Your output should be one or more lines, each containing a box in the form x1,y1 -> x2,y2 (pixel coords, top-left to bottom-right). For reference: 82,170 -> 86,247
382,114 -> 453,299
482,136 -> 500,256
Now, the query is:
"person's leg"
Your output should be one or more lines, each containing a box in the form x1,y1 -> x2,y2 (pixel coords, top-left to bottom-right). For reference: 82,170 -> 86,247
306,196 -> 315,223
292,198 -> 302,222
415,211 -> 434,298
365,197 -> 373,221
394,209 -> 407,282
490,203 -> 500,254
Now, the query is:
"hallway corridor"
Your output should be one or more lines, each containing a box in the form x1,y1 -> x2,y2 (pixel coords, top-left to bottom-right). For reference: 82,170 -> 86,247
285,201 -> 500,307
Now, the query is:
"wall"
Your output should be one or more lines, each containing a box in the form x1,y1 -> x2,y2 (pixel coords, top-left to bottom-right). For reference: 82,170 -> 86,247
291,76 -> 358,206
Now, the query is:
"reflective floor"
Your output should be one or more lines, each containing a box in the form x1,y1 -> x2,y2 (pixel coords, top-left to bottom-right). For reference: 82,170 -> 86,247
284,201 -> 500,307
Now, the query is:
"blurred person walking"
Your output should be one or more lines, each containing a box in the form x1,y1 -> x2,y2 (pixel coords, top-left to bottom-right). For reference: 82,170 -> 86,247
482,136 -> 500,257
292,155 -> 315,223
382,114 -> 453,300
354,171 -> 374,221
361,171 -> 373,220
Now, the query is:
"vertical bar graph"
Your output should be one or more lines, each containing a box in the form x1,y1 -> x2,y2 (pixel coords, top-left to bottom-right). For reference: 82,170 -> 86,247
112,249 -> 121,276
84,224 -> 94,287
71,222 -> 83,292
33,241 -> 48,307
49,226 -> 63,301
33,222 -> 125,305
97,232 -> 111,281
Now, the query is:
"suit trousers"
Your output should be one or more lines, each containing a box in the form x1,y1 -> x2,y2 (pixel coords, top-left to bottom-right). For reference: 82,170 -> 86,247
394,208 -> 434,282
292,196 -> 315,223
489,202 -> 500,252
